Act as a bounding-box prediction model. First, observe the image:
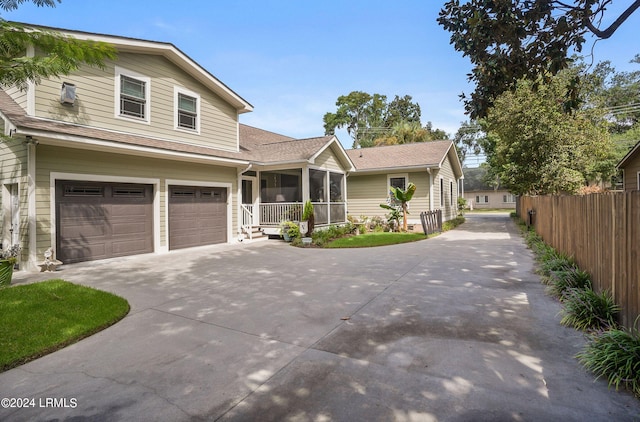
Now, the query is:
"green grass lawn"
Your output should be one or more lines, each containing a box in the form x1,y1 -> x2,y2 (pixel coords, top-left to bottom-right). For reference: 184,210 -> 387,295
0,280 -> 129,372
325,232 -> 427,248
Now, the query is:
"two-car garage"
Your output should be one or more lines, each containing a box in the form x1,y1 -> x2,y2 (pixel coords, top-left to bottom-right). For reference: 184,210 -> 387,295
55,180 -> 228,264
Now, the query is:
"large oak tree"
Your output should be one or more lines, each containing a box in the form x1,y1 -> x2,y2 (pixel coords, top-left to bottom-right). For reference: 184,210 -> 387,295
438,0 -> 640,120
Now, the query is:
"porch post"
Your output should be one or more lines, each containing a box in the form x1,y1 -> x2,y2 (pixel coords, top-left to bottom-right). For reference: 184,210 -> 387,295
301,165 -> 310,203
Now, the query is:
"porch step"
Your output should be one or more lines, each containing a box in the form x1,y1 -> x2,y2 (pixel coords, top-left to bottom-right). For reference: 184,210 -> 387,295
242,225 -> 264,240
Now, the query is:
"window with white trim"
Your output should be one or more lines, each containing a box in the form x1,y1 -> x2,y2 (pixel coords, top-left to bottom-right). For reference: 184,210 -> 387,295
440,178 -> 444,207
450,180 -> 454,205
115,68 -> 150,122
174,87 -> 200,132
503,193 -> 516,203
389,176 -> 406,191
476,195 -> 489,204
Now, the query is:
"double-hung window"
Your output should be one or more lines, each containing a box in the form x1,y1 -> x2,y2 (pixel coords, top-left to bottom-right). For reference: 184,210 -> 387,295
116,67 -> 150,122
175,88 -> 200,132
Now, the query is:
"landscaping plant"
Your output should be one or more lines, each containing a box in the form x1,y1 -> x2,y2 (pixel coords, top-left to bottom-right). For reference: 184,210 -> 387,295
547,267 -> 592,300
560,288 -> 620,331
302,200 -> 315,236
577,324 -> 640,398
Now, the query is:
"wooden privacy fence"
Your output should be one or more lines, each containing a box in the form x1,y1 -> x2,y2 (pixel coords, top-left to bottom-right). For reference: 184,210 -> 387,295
519,192 -> 640,329
420,209 -> 442,235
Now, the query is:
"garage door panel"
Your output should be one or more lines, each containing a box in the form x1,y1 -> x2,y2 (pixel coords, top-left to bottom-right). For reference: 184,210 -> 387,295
56,181 -> 153,263
112,239 -> 150,255
169,186 -> 227,250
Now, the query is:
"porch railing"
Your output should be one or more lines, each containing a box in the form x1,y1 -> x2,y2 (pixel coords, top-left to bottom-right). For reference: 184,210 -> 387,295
241,204 -> 254,240
258,202 -> 346,226
260,202 -> 302,225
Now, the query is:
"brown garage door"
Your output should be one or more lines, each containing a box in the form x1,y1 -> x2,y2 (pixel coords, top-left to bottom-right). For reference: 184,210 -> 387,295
169,186 -> 227,250
56,181 -> 153,263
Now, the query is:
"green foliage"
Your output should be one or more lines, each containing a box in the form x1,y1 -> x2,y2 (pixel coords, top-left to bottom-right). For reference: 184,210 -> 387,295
560,288 -> 620,330
457,196 -> 467,215
577,325 -> 640,398
311,224 -> 355,247
548,267 -> 592,299
322,91 -> 446,148
326,232 -> 426,248
379,203 -> 401,231
0,280 -> 129,371
280,220 -> 300,240
0,21 -> 117,89
301,200 -> 314,236
485,73 -> 615,195
389,182 -> 416,232
438,0 -> 640,120
442,216 -> 465,231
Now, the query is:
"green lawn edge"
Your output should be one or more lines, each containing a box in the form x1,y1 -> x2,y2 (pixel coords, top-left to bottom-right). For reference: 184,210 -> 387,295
0,280 -> 130,372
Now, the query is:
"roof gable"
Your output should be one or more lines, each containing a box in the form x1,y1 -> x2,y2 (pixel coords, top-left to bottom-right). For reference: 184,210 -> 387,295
346,141 -> 462,177
617,140 -> 640,169
238,124 -> 353,169
18,23 -> 253,114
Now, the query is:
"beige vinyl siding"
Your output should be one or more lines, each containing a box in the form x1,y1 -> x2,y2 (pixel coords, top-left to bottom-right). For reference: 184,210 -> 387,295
0,138 -> 27,181
407,172 -> 430,215
0,138 -> 28,263
314,146 -> 343,171
347,171 -> 430,219
4,86 -> 28,110
33,53 -> 238,152
622,155 -> 640,191
34,145 -> 238,255
347,174 -> 387,218
433,155 -> 458,221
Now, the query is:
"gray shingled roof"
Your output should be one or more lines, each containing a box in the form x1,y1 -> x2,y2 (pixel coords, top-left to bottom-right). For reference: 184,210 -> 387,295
0,90 -> 338,165
345,141 -> 454,171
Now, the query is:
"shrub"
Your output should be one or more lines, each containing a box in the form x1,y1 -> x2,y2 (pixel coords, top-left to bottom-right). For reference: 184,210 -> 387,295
560,288 -> 620,331
537,251 -> 576,280
547,267 -> 592,299
442,216 -> 465,231
577,325 -> 640,398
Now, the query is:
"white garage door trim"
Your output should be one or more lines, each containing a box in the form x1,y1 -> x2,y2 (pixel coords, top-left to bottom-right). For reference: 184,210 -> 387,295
164,179 -> 233,249
50,172 -> 161,254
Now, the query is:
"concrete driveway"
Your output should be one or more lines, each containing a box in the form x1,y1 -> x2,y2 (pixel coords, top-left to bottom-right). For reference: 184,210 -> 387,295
1,213 -> 638,421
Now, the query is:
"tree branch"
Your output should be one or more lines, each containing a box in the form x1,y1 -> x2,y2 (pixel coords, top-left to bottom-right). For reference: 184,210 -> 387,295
584,0 -> 640,39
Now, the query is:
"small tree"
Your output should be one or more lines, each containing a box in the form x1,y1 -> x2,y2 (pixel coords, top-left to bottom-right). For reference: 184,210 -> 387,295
388,183 -> 416,232
301,200 -> 314,237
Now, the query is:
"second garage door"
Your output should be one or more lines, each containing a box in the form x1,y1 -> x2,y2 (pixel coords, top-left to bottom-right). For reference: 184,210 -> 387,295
168,186 -> 227,250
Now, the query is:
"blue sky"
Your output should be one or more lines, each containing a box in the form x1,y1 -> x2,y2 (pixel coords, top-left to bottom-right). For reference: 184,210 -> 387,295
4,0 -> 640,157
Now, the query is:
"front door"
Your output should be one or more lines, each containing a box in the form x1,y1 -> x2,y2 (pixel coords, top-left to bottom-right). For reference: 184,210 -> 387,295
241,177 -> 258,226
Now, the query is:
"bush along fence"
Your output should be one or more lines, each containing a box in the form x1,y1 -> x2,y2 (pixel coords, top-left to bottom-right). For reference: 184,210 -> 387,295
516,218 -> 640,399
420,209 -> 442,236
518,191 -> 639,330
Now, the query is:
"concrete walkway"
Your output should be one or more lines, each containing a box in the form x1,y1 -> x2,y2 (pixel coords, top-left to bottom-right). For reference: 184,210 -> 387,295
1,213 -> 638,421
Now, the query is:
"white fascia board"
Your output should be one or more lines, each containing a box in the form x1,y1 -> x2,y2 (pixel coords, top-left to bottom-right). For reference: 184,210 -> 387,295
351,165 -> 436,175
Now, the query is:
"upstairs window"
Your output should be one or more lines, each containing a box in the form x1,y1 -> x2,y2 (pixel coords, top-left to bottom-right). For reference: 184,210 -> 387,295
175,87 -> 200,133
120,75 -> 146,118
115,67 -> 150,123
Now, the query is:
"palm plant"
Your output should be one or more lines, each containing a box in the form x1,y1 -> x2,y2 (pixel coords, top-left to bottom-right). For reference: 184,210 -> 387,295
390,182 -> 416,232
